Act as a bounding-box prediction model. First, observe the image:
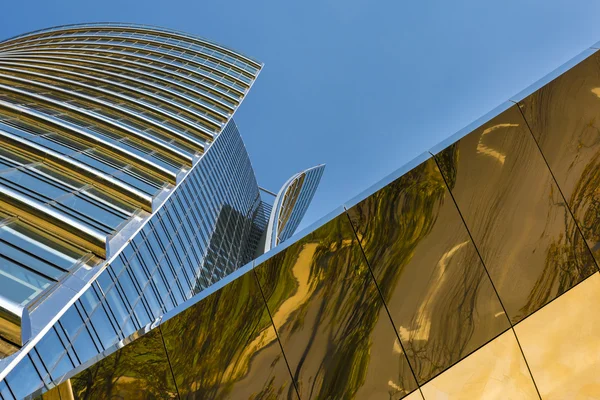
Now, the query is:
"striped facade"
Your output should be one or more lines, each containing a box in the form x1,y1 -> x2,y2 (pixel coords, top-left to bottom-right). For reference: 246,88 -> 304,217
0,23 -> 313,399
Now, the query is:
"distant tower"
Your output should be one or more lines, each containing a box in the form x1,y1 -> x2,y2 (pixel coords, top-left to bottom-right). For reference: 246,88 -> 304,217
264,164 -> 325,252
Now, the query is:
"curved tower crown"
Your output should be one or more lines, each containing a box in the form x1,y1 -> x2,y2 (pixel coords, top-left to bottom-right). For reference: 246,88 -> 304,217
0,24 -> 261,358
264,164 -> 325,252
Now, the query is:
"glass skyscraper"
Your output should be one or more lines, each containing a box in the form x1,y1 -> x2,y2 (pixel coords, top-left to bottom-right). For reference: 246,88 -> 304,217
0,24 -> 323,399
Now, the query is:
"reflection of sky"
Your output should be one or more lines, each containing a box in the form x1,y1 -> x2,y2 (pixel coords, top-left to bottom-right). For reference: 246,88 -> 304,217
1,1 -> 599,232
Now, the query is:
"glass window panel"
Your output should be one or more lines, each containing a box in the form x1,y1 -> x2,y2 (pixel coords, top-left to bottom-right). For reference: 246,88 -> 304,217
0,243 -> 63,280
49,349 -> 75,382
84,187 -> 138,214
55,192 -> 127,230
0,220 -> 85,271
5,355 -> 43,399
79,286 -> 100,316
35,328 -> 68,374
95,270 -> 114,294
126,253 -> 149,286
58,306 -> 85,341
117,269 -> 141,308
132,299 -> 151,328
72,325 -> 100,365
0,168 -> 71,201
0,256 -> 50,304
89,304 -> 120,349
31,163 -> 85,189
141,282 -> 163,318
0,379 -> 15,400
29,348 -> 49,383
108,255 -> 126,277
105,286 -> 136,338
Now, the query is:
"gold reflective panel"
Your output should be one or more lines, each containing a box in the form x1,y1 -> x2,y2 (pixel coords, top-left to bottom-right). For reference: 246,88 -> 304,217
420,330 -> 538,399
404,390 -> 424,400
160,271 -> 296,399
515,272 -> 600,399
69,328 -> 178,399
346,157 -> 509,385
254,215 -> 418,399
518,51 -> 600,264
37,379 -> 74,400
434,105 -> 596,324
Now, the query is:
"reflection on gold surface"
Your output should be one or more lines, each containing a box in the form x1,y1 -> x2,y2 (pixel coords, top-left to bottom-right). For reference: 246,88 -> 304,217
420,330 -> 538,399
519,52 -> 600,264
255,215 -> 418,399
37,379 -> 74,400
477,123 -> 516,164
515,272 -> 600,399
69,328 -> 177,399
346,157 -> 508,384
160,271 -> 295,399
435,105 -> 596,323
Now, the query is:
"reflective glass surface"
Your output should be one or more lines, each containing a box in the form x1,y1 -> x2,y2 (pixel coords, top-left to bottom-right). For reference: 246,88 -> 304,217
255,215 -> 418,399
434,105 -> 596,323
346,157 -> 509,384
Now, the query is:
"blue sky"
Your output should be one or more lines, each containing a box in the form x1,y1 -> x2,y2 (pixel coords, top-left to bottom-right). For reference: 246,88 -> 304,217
2,1 -> 600,230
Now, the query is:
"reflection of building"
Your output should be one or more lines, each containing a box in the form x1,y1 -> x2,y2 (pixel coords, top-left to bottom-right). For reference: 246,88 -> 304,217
0,24 -> 323,398
32,41 -> 600,399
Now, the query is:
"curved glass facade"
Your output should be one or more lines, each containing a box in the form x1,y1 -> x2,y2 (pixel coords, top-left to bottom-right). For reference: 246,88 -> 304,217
0,24 -> 322,399
264,164 -> 325,252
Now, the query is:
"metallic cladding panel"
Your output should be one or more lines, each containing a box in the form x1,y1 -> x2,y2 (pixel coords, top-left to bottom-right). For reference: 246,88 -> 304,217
432,104 -> 596,324
419,330 -> 538,398
514,272 -> 600,399
161,269 -> 295,398
345,157 -> 509,384
255,215 -> 418,399
69,327 -> 178,398
518,51 -> 600,265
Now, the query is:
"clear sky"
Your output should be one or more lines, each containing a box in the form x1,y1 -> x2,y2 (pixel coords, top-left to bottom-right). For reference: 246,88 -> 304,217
2,1 -> 600,230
